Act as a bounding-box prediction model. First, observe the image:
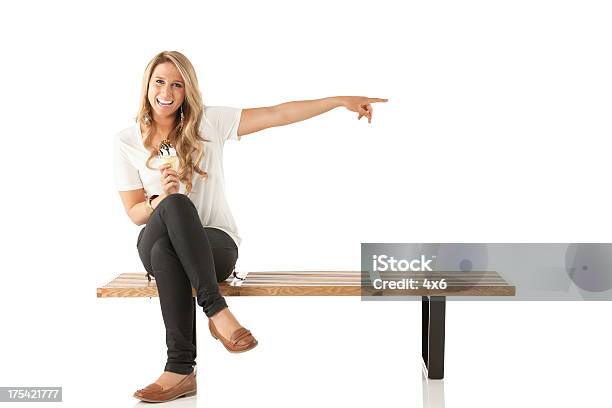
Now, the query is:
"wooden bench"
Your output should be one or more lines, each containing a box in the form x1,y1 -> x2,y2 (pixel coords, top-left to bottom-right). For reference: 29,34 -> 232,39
97,270 -> 515,379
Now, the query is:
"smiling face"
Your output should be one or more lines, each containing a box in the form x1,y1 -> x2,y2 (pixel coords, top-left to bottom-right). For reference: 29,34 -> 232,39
147,61 -> 186,123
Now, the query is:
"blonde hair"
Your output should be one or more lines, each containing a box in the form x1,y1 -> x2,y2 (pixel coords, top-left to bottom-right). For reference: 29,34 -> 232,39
136,51 -> 209,194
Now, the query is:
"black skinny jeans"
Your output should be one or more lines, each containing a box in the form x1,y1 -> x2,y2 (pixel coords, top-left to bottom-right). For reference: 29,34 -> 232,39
136,193 -> 238,374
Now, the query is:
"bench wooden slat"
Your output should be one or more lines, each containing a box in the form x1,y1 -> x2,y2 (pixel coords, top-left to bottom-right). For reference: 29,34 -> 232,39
97,271 -> 515,297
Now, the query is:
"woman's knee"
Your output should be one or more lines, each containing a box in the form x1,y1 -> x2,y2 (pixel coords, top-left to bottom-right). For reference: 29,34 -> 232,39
150,236 -> 176,267
157,193 -> 194,211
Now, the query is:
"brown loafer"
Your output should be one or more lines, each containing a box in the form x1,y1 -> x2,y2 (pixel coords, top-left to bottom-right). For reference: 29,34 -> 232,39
209,319 -> 258,353
133,371 -> 196,403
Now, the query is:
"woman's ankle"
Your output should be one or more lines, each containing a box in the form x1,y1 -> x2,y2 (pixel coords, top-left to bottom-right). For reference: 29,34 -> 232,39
210,307 -> 242,335
209,306 -> 230,322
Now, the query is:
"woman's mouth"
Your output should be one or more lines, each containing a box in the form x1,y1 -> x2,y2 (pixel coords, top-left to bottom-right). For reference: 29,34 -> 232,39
156,98 -> 174,108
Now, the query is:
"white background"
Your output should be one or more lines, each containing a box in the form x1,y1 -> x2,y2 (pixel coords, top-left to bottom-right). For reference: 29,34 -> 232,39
1,0 -> 611,406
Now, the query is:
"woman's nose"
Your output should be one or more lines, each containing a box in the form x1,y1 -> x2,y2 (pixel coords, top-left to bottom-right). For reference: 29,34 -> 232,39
160,85 -> 173,97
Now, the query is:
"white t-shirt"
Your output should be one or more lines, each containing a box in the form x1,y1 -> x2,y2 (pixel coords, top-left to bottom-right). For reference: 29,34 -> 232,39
114,105 -> 243,247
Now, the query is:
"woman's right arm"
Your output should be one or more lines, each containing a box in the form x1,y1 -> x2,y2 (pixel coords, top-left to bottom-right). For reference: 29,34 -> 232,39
118,164 -> 179,225
118,189 -> 166,226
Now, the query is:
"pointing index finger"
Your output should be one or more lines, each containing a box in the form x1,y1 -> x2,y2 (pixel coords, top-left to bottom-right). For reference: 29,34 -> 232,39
368,98 -> 388,103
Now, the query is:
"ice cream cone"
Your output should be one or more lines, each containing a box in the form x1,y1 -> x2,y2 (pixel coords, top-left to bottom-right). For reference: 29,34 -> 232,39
158,140 -> 179,172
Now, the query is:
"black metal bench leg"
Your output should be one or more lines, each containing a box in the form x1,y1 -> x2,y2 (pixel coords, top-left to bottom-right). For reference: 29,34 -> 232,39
421,296 -> 446,379
422,296 -> 429,365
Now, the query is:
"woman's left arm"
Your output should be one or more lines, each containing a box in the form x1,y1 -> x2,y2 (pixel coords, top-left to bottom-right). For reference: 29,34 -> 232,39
237,96 -> 388,137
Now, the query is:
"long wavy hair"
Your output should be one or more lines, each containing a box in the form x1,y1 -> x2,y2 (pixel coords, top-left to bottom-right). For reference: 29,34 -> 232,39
136,51 -> 210,194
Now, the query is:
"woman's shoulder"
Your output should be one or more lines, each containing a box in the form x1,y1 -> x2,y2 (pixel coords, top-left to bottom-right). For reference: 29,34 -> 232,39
201,105 -> 242,142
203,105 -> 240,116
202,105 -> 241,126
115,122 -> 139,145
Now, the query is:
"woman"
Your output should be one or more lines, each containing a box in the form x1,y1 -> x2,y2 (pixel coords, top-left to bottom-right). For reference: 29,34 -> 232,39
114,50 -> 387,403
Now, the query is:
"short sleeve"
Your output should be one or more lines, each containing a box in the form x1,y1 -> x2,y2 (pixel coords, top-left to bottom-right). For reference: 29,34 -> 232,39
114,135 -> 143,191
204,106 -> 243,142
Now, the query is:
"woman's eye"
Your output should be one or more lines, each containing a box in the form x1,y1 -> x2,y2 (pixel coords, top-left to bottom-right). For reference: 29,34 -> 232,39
155,79 -> 164,84
173,83 -> 183,88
